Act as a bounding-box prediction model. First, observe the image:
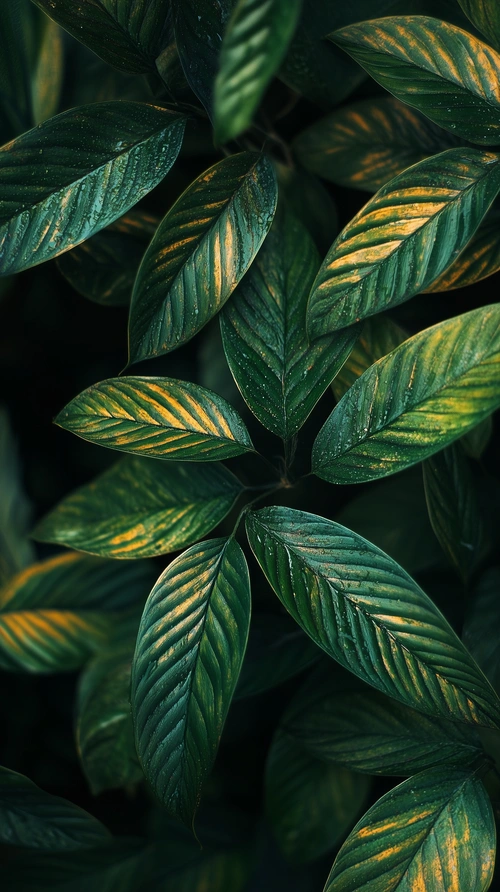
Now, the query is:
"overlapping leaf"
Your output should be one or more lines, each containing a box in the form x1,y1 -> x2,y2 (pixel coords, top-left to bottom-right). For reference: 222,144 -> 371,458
331,316 -> 407,402
313,305 -> 500,484
307,149 -> 500,338
459,1 -> 500,53
131,538 -> 251,826
246,506 -> 500,728
324,768 -> 495,892
276,162 -> 339,254
462,416 -> 494,459
331,16 -> 500,144
0,407 -> 34,586
34,457 -> 243,559
425,210 -> 500,292
0,102 -> 185,276
172,0 -> 233,115
129,152 -> 277,364
56,376 -> 253,461
221,209 -> 358,440
463,568 -> 500,694
30,12 -> 64,126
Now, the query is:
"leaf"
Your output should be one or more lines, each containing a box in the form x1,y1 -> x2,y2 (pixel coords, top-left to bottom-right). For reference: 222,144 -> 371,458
172,0 -> 233,116
458,1 -> 500,53
31,13 -> 64,125
148,845 -> 251,892
31,0 -> 172,73
56,376 -> 254,462
425,210 -> 500,292
463,568 -> 500,695
0,407 -> 35,586
312,305 -> 500,485
462,416 -> 494,459
131,538 -> 251,827
331,316 -> 407,402
330,16 -> 500,145
265,730 -> 369,864
284,665 -> 485,776
276,162 -> 339,254
221,208 -> 358,439
56,210 -> 158,307
0,765 -> 110,850
34,457 -> 243,559
306,149 -> 500,339
293,96 -> 461,194
0,102 -> 185,276
129,152 -> 277,363
0,0 -> 34,139
0,551 -> 156,672
214,0 -> 302,143
246,506 -> 500,728
324,768 -> 495,892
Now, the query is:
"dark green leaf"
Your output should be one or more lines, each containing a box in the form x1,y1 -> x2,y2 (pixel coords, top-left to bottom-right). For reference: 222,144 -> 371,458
246,506 -> 500,728
56,376 -> 254,461
0,102 -> 185,276
462,416 -> 494,460
128,152 -> 277,363
458,1 -> 500,53
307,149 -> 500,338
463,568 -> 500,695
34,457 -> 243,559
214,0 -> 302,143
331,16 -> 500,144
425,210 -> 500,292
324,768 -> 495,892
331,316 -> 407,402
172,0 -> 233,116
131,538 -> 251,827
221,208 -> 358,439
276,162 -> 339,254
0,407 -> 35,586
0,1 -> 34,139
31,13 -> 64,126
312,305 -> 500,485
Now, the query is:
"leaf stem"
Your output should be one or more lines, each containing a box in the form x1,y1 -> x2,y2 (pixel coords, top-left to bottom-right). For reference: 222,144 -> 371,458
230,486 -> 282,540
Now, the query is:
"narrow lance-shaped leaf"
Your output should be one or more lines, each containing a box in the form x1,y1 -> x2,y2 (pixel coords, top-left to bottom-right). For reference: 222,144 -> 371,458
221,208 -> 358,440
331,316 -> 407,402
214,0 -> 302,143
324,768 -> 495,892
0,102 -> 185,276
307,148 -> 500,339
131,538 -> 251,827
55,377 -> 253,461
129,152 -> 277,364
330,16 -> 500,144
458,1 -> 500,53
246,506 -> 500,728
424,210 -> 500,293
34,457 -> 244,559
312,305 -> 500,485
172,0 -> 233,116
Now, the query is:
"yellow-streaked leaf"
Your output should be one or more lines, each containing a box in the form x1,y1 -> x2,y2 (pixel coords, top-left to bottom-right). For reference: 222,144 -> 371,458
425,211 -> 500,292
332,316 -> 407,402
458,0 -> 500,53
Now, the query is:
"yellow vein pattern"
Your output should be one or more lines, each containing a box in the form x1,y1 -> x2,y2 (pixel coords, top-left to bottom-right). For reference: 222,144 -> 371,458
131,538 -> 251,826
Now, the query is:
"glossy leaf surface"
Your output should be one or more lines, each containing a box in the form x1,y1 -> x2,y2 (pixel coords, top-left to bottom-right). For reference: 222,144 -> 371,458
129,152 -> 277,363
458,1 -> 500,52
132,538 -> 251,826
324,768 -> 495,892
34,457 -> 243,559
313,305 -> 500,484
172,0 -> 233,115
0,102 -> 185,276
425,211 -> 500,292
56,376 -> 253,461
331,16 -> 500,144
221,209 -> 358,439
246,506 -> 500,728
307,149 -> 500,338
331,316 -> 407,402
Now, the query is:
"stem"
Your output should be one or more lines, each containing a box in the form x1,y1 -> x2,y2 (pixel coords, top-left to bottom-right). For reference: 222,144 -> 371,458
230,485 -> 282,540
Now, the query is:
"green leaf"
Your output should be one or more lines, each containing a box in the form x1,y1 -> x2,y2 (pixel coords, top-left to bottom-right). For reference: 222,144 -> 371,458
293,96 -> 461,194
55,376 -> 254,461
458,1 -> 500,53
172,0 -> 233,116
306,149 -> 500,338
0,1 -> 34,139
284,665 -> 485,776
0,765 -> 110,850
324,768 -> 495,892
0,407 -> 35,586
462,416 -> 494,459
312,305 -> 500,485
221,208 -> 358,440
31,13 -> 64,125
131,538 -> 251,827
31,0 -> 172,73
330,16 -> 500,145
276,162 -> 339,254
0,102 -> 185,276
463,568 -> 500,695
56,210 -> 158,307
148,844 -> 251,892
424,210 -> 500,292
265,730 -> 369,864
0,551 -> 155,671
129,152 -> 277,364
34,457 -> 243,559
214,0 -> 302,143
331,316 -> 407,402
246,506 -> 500,728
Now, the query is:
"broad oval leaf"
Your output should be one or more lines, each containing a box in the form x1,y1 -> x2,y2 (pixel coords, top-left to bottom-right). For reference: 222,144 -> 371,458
458,1 -> 500,53
425,210 -> 500,292
307,148 -> 500,338
55,376 -> 253,461
324,768 -> 495,892
221,208 -> 358,440
330,16 -> 500,144
131,538 -> 251,826
0,765 -> 110,851
214,0 -> 302,143
129,152 -> 277,363
294,97 -> 461,193
172,0 -> 233,116
331,316 -> 407,402
0,102 -> 185,276
246,506 -> 500,728
312,305 -> 500,484
33,457 -> 243,559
